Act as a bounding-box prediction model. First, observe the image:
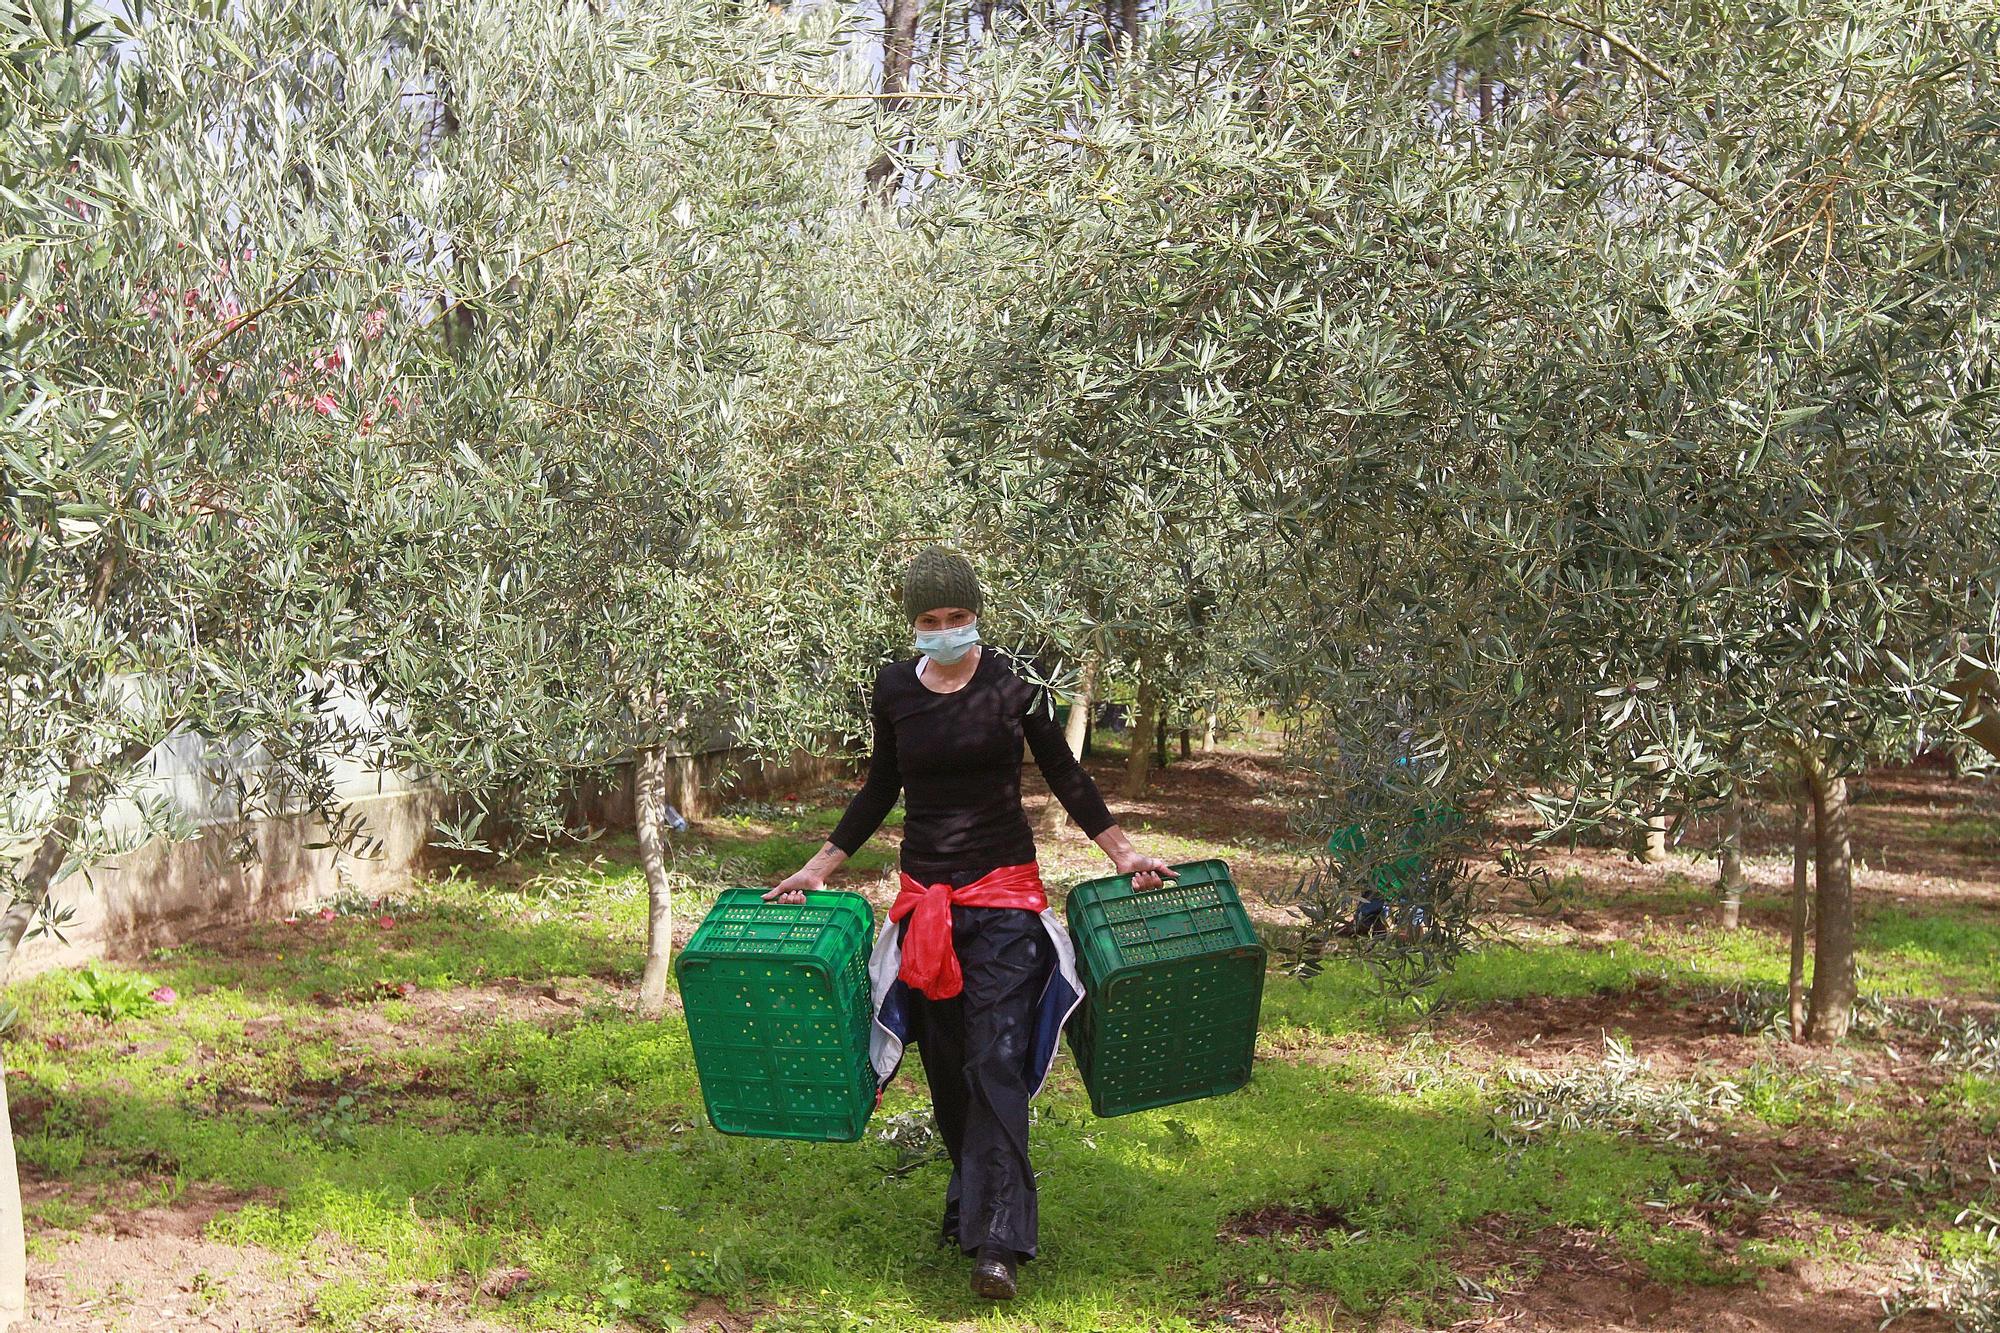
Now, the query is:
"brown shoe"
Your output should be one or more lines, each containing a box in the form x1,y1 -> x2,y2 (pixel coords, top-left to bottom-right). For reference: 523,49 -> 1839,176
970,1244 -> 1017,1300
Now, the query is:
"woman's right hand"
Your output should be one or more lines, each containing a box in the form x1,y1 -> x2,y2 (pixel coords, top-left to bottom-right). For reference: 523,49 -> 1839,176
764,841 -> 848,904
763,868 -> 823,905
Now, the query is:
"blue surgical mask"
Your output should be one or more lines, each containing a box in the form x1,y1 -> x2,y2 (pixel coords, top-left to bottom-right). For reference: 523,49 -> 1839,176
914,619 -> 981,665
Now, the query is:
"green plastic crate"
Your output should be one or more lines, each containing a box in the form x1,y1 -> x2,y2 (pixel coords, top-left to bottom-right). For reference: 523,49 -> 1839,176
674,888 -> 876,1142
1064,859 -> 1266,1117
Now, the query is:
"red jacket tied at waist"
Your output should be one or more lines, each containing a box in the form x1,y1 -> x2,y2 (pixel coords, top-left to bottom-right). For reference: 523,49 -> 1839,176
888,862 -> 1048,1001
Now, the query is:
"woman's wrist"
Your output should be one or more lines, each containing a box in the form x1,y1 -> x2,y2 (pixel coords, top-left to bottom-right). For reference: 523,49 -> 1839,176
767,842 -> 849,902
1091,824 -> 1174,889
806,842 -> 848,879
1092,825 -> 1136,862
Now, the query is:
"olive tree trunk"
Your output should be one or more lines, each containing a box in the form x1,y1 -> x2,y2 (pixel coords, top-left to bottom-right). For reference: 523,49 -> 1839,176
1717,785 -> 1745,929
0,1055 -> 21,1331
864,0 -> 922,199
1953,662 -> 2000,761
1123,673 -> 1159,799
0,731 -> 193,982
1640,812 -> 1669,863
1201,699 -> 1219,752
0,816 -> 73,985
635,744 -> 676,1018
0,749 -> 144,983
1636,756 -> 1670,863
1803,767 -> 1857,1045
1040,653 -> 1099,837
1787,776 -> 1812,1042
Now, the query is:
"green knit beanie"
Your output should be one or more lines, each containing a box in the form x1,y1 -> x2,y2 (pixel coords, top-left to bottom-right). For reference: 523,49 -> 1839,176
900,546 -> 983,621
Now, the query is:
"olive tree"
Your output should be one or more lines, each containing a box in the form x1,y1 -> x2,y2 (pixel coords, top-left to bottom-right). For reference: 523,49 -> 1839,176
1,2 -> 916,1312
332,0 -> 919,1011
905,0 -> 2000,1029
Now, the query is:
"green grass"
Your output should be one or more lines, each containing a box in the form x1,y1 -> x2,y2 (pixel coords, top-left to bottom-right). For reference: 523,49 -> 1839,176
1640,910 -> 2000,998
2,821 -> 1700,1331
1939,1072 -> 2000,1128
1854,907 -> 2000,994
14,993 -> 1691,1331
21,986 -> 1670,1323
698,820 -> 899,885
1934,814 -> 2000,854
1539,889 -> 2000,1000
1555,828 -> 2000,1000
1260,941 -> 1666,1047
307,1278 -> 386,1333
9,786 -> 1992,1331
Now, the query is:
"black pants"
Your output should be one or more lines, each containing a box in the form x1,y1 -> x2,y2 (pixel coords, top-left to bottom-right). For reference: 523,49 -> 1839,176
901,891 -> 1053,1261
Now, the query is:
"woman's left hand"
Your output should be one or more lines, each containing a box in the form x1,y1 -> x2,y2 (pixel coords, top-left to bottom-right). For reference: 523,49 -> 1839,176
1113,851 -> 1178,892
1092,825 -> 1179,891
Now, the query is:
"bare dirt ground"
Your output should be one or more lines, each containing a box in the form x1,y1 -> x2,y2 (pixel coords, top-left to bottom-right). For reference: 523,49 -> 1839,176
18,1169 -> 748,1333
15,1176 -> 518,1333
1422,1223 -> 1947,1333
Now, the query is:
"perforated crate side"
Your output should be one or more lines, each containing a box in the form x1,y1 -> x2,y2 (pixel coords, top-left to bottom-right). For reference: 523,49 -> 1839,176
676,889 -> 877,1142
1063,860 -> 1266,1117
679,955 -> 874,1141
1068,944 -> 1265,1117
1067,861 -> 1257,986
682,889 -> 873,973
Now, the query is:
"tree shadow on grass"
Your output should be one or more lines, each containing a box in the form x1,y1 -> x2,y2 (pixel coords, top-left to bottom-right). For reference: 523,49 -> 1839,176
134,907 -> 640,1006
680,822 -> 899,887
109,832 -> 886,1009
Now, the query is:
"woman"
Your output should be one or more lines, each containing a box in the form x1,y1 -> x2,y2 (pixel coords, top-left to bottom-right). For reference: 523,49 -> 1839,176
766,546 -> 1175,1301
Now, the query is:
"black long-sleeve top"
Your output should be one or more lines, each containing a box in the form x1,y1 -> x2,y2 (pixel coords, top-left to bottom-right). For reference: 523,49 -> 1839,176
827,647 -> 1117,882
